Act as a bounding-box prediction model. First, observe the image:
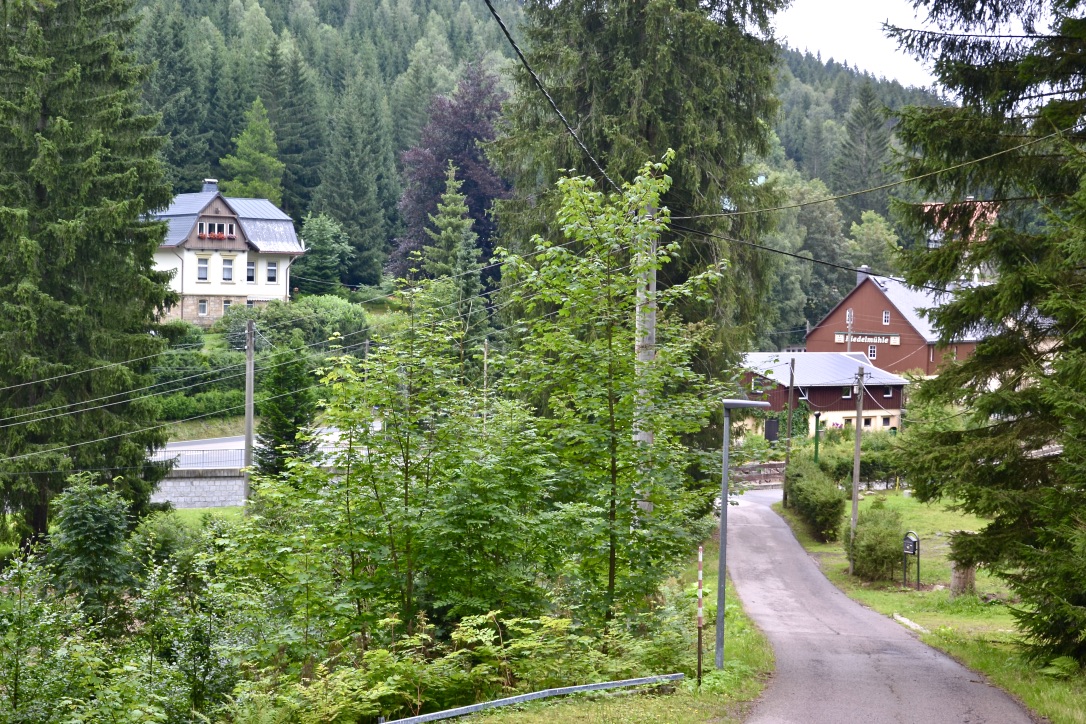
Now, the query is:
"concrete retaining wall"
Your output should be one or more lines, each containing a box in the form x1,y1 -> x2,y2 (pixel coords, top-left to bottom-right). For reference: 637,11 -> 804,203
152,468 -> 246,508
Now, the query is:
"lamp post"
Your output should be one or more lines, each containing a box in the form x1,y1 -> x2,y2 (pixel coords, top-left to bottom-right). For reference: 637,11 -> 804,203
717,398 -> 771,669
813,411 -> 822,463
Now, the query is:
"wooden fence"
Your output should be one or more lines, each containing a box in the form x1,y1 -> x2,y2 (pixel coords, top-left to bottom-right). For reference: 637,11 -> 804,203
731,461 -> 786,486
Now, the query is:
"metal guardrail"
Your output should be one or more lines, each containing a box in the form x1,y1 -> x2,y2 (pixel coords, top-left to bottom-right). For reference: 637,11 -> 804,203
380,673 -> 684,724
152,449 -> 245,469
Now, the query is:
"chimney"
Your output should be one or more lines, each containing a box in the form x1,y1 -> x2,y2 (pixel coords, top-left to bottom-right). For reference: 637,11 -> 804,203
202,178 -> 219,193
857,264 -> 870,287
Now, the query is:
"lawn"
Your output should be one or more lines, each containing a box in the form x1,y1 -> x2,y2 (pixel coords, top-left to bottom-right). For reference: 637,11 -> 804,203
775,491 -> 1086,724
166,415 -> 248,441
469,536 -> 774,724
171,506 -> 245,526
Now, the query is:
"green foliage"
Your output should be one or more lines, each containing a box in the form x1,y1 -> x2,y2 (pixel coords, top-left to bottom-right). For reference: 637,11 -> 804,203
843,497 -> 903,581
422,163 -> 476,279
255,330 -> 319,476
294,213 -> 353,293
889,0 -> 1086,664
215,296 -> 369,352
156,320 -> 204,349
220,98 -> 285,205
48,475 -> 134,628
830,83 -> 892,225
787,455 -> 846,541
158,389 -> 245,421
0,0 -> 174,537
845,211 -> 901,276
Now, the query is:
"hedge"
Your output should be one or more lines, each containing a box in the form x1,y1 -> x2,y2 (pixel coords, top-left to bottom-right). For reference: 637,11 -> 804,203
787,455 -> 847,541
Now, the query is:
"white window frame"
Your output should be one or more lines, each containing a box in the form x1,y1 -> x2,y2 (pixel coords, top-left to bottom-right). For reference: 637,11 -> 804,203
868,344 -> 877,360
884,385 -> 893,398
882,416 -> 891,427
882,310 -> 891,325
267,261 -> 278,283
863,417 -> 873,428
246,261 -> 256,283
223,299 -> 232,314
228,223 -> 235,236
246,299 -> 255,308
197,257 -> 209,282
842,386 -> 852,399
198,299 -> 208,316
198,222 -> 205,235
222,258 -> 233,282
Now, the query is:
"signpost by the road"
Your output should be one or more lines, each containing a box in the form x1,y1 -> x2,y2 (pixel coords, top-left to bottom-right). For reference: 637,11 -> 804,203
717,398 -> 771,670
903,531 -> 920,590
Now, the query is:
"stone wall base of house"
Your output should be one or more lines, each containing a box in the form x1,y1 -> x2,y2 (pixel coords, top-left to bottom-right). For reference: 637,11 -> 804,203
160,295 -> 267,329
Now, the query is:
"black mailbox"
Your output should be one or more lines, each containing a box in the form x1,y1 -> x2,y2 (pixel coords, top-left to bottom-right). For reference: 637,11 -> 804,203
903,531 -> 920,589
903,537 -> 918,555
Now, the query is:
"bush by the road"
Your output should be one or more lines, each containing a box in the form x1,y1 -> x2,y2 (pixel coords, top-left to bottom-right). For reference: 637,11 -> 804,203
158,389 -> 244,421
843,497 -> 903,581
788,455 -> 846,542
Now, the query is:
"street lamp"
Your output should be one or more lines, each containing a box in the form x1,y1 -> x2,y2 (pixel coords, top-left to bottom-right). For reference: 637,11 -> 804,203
717,398 -> 770,669
813,411 -> 822,463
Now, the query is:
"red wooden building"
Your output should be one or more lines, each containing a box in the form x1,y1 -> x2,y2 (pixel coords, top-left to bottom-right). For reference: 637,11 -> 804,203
804,268 -> 978,376
742,352 -> 908,434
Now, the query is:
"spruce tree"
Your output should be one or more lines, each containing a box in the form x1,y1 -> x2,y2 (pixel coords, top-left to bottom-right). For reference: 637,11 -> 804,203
275,51 -> 326,220
888,0 -> 1086,663
0,0 -> 174,537
220,98 -> 285,205
422,163 -> 474,279
830,82 -> 892,224
313,73 -> 400,286
254,330 -> 318,477
294,213 -> 353,293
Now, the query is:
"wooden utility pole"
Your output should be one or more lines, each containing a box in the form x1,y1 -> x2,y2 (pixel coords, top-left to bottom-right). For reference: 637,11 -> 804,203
849,365 -> 864,575
243,319 -> 255,501
783,357 -> 796,508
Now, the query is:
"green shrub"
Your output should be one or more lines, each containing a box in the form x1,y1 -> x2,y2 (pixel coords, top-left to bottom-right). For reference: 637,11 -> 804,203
843,497 -> 903,581
157,319 -> 204,348
788,455 -> 846,541
158,389 -> 244,420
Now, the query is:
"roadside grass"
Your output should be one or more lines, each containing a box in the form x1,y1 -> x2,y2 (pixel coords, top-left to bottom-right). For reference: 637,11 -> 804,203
775,490 -> 1086,724
470,536 -> 774,724
166,415 -> 249,441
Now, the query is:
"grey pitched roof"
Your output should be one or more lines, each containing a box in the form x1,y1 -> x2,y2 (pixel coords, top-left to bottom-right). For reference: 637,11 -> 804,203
743,352 -> 908,388
154,192 -> 303,254
867,276 -> 981,343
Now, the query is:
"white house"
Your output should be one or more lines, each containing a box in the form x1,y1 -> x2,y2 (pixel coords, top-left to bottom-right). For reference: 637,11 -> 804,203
153,179 -> 305,327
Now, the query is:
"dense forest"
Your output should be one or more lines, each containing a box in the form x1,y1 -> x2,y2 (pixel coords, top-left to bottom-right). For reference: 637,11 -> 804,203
132,0 -> 943,344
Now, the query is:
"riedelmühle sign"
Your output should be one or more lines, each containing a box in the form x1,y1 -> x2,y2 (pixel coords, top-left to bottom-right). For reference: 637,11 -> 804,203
834,332 -> 901,346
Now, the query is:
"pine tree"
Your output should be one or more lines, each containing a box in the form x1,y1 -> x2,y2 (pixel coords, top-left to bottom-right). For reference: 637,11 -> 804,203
275,50 -> 326,220
888,0 -> 1086,663
140,3 -> 209,193
294,213 -> 353,293
422,163 -> 474,279
254,330 -> 318,477
313,74 -> 400,286
493,0 -> 786,371
220,98 -> 285,205
0,0 -> 175,537
830,83 -> 892,224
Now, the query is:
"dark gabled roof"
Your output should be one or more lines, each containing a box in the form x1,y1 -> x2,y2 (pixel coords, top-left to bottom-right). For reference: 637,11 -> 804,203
155,191 -> 303,255
743,352 -> 908,388
809,274 -> 981,345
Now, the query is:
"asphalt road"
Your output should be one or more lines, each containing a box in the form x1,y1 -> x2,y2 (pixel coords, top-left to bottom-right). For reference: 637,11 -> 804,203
728,488 -> 1035,724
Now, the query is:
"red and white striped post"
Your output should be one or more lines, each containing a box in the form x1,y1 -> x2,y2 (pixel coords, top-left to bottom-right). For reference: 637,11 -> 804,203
697,545 -> 704,686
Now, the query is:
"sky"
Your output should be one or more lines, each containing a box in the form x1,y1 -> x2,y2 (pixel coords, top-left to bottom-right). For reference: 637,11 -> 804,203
773,0 -> 938,89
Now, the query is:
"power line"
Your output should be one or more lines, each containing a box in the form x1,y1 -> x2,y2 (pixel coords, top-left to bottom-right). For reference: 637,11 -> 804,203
478,0 -> 620,193
671,123 -> 1082,221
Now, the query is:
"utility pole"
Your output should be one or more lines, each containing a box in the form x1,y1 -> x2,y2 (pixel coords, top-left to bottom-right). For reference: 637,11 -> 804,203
846,309 -> 854,353
783,357 -> 796,509
243,319 -> 255,501
634,209 -> 656,514
849,365 -> 864,575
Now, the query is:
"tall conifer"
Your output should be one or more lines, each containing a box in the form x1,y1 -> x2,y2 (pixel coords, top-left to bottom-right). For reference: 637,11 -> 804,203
220,98 -> 285,205
0,0 -> 174,536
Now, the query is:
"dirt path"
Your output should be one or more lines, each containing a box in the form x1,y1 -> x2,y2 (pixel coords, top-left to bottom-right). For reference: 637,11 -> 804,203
727,489 -> 1035,724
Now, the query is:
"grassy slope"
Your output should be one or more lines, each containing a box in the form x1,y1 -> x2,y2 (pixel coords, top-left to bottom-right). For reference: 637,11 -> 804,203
775,491 -> 1086,724
470,537 -> 774,724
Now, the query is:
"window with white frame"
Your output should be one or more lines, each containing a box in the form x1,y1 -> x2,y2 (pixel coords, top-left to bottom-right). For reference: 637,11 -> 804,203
198,299 -> 208,315
882,310 -> 891,325
267,261 -> 278,283
868,344 -> 877,359
223,300 -> 232,313
883,385 -> 893,398
863,417 -> 873,428
198,222 -> 205,235
222,258 -> 233,281
228,223 -> 235,236
882,416 -> 891,427
246,300 -> 255,308
197,257 -> 209,281
246,261 -> 255,282
842,386 -> 852,399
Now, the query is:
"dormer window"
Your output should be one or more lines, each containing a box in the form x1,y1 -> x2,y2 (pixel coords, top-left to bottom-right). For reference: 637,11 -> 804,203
198,222 -> 205,236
